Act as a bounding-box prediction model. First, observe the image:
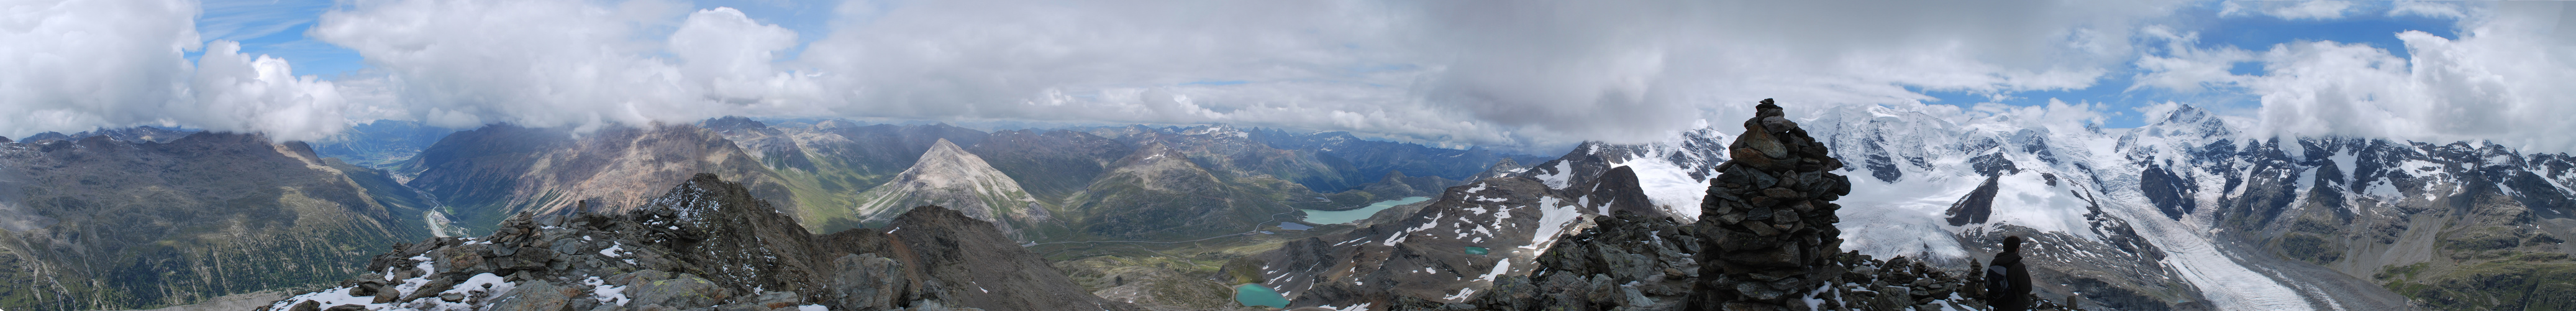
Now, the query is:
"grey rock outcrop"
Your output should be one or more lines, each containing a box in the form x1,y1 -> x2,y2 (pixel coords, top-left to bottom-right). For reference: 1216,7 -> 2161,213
263,174 -> 1137,311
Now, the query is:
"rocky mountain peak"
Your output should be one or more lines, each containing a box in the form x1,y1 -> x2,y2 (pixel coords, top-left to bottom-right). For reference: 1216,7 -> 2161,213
1470,157 -> 1527,182
1575,165 -> 1659,217
897,139 -> 1008,189
851,137 -> 1049,241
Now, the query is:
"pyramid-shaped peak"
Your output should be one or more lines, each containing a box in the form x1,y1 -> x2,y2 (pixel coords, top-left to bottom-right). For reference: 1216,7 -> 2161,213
929,137 -> 966,152
896,138 -> 1007,188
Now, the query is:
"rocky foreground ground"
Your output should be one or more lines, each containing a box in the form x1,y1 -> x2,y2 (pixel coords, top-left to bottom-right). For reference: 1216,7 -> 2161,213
261,174 -> 1134,311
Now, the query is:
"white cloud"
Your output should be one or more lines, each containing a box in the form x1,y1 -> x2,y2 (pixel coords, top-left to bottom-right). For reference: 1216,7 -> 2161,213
19,0 -> 2576,156
670,7 -> 801,105
0,0 -> 199,138
2221,1 -> 2355,20
2130,26 -> 2257,94
186,41 -> 351,142
2277,1 -> 2355,20
311,0 -> 732,131
272,0 -> 2200,151
0,0 -> 348,141
2223,2 -> 2576,153
2389,1 -> 2468,19
770,0 -> 2190,150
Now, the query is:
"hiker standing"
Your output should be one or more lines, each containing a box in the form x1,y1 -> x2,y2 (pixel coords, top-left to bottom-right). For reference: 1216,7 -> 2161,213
1985,236 -> 2034,311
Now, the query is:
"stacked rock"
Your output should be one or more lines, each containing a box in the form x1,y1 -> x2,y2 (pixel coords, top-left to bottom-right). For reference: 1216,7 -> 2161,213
1691,99 -> 1855,311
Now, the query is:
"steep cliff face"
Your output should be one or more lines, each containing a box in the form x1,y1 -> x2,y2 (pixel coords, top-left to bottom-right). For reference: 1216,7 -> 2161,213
851,139 -> 1054,241
266,174 -> 1135,311
405,123 -> 796,232
0,132 -> 434,310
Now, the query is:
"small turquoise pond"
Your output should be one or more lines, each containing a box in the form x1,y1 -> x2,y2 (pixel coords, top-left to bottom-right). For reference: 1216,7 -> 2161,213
1234,284 -> 1290,308
1465,246 -> 1490,255
1299,197 -> 1432,225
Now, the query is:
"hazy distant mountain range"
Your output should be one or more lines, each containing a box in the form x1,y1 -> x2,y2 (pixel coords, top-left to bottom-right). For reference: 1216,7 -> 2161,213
1,104 -> 2570,310
1241,103 -> 2576,310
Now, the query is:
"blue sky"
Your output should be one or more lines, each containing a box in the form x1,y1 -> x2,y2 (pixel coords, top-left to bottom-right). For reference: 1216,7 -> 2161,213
1914,1 -> 2462,129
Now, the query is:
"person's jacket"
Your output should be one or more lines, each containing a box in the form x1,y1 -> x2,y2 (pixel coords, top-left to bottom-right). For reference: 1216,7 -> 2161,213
1990,249 -> 2034,311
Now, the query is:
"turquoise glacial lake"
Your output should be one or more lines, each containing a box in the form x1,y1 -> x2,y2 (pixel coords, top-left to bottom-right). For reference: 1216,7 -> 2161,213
1234,284 -> 1290,308
1298,197 -> 1431,225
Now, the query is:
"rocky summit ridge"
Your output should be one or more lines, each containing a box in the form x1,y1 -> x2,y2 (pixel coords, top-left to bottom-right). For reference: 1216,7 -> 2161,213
1371,100 -> 2085,311
262,174 -> 1134,311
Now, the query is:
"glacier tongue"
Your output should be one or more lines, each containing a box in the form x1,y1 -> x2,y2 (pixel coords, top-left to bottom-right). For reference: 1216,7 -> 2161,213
2106,197 -> 2313,310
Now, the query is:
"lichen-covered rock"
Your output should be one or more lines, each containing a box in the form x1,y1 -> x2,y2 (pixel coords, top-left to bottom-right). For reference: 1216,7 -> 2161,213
626,273 -> 728,309
486,281 -> 576,311
833,254 -> 911,309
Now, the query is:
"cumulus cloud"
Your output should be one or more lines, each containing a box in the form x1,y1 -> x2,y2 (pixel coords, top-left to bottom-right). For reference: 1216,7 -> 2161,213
0,0 -> 349,141
311,0 -> 710,131
185,41 -> 352,142
0,0 -> 198,137
2136,2 -> 2576,153
2223,0 -> 2357,20
2131,26 -> 2256,94
331,0 -> 2181,150
16,0 -> 2576,154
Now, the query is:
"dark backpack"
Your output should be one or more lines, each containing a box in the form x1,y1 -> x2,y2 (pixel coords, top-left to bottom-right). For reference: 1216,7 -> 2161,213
1983,264 -> 2011,301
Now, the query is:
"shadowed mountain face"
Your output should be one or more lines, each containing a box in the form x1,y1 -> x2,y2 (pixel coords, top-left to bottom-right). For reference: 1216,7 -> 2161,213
266,174 -> 1138,311
405,123 -> 795,233
968,129 -> 1134,203
0,133 -> 433,310
1068,142 -> 1311,240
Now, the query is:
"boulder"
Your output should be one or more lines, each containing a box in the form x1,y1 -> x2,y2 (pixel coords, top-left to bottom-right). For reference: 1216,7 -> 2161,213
626,274 -> 730,309
832,253 -> 911,309
488,281 -> 578,311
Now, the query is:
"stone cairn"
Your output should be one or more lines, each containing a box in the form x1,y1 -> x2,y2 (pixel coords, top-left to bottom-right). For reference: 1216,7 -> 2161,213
1692,99 -> 1855,310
